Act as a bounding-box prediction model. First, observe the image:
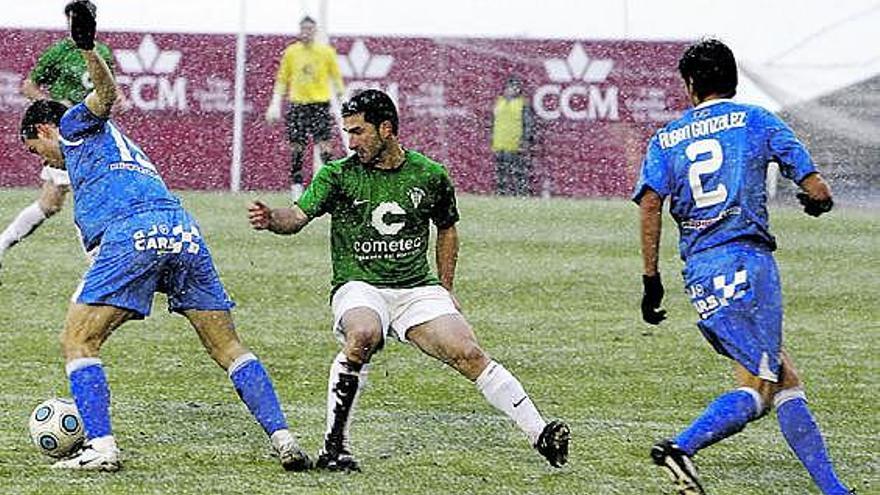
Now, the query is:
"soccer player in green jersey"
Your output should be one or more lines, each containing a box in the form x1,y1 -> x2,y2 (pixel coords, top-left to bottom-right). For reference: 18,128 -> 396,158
0,0 -> 119,273
249,89 -> 570,471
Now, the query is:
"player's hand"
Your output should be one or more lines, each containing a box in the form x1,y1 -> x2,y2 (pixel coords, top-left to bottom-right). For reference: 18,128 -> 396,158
796,192 -> 833,217
641,273 -> 667,325
265,92 -> 282,122
248,200 -> 273,230
265,104 -> 281,123
68,0 -> 96,50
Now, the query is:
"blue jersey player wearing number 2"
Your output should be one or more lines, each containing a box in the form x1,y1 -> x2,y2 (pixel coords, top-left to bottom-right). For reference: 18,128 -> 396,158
18,1 -> 311,472
633,39 -> 853,495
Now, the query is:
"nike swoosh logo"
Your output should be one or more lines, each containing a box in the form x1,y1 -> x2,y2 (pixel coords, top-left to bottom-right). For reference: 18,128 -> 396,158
353,199 -> 369,206
513,396 -> 527,408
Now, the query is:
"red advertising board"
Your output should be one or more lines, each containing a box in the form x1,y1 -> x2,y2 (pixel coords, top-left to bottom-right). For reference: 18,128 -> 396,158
0,29 -> 689,196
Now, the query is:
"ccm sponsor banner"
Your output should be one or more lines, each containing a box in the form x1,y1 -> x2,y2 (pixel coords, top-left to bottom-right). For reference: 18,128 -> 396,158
0,29 -> 688,196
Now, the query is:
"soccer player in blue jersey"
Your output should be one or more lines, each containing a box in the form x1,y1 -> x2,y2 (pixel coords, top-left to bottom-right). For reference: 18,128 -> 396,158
634,39 -> 852,495
18,2 -> 311,472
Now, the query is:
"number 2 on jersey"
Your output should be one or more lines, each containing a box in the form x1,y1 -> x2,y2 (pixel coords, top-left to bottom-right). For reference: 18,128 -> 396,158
686,138 -> 727,208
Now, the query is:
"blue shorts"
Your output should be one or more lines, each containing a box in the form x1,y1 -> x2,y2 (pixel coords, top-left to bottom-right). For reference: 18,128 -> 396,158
75,209 -> 234,318
683,242 -> 783,381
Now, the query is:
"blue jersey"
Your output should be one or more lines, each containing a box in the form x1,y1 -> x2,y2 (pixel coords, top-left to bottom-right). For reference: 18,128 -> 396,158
633,99 -> 817,260
59,103 -> 181,250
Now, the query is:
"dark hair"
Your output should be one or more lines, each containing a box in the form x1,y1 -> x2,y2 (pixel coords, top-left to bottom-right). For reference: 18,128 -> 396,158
64,0 -> 97,18
20,100 -> 68,141
678,38 -> 737,100
300,15 -> 316,25
505,76 -> 523,93
341,89 -> 399,135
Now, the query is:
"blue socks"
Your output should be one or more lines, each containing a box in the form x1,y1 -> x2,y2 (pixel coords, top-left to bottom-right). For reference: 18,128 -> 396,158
67,354 -> 289,444
228,353 -> 288,436
675,386 -> 849,495
675,388 -> 761,456
67,358 -> 112,440
776,390 -> 850,495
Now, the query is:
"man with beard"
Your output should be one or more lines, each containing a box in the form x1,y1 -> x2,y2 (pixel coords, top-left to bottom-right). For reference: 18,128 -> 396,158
248,89 -> 569,472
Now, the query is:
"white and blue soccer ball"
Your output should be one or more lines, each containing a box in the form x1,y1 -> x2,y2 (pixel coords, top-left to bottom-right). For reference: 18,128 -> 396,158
28,398 -> 84,458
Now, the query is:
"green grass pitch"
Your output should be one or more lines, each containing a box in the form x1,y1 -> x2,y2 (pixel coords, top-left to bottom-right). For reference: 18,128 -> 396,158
0,189 -> 875,494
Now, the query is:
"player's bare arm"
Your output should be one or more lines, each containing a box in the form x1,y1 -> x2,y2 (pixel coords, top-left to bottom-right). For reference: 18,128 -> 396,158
68,1 -> 115,118
248,201 -> 310,235
82,51 -> 116,118
436,225 -> 459,291
639,189 -> 663,276
639,189 -> 666,325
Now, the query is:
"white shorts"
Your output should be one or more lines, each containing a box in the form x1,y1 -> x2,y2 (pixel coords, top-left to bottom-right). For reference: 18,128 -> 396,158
40,166 -> 70,186
331,281 -> 459,343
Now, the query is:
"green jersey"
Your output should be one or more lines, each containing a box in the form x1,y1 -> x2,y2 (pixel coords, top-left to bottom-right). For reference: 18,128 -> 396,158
30,38 -> 115,103
298,150 -> 460,291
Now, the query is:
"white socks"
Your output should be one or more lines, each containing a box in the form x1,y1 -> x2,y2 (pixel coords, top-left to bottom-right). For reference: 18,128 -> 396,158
0,201 -> 46,255
475,361 -> 546,445
270,429 -> 294,450
322,356 -> 546,448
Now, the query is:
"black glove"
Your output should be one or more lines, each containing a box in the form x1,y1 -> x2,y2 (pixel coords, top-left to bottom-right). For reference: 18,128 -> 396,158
68,0 -> 96,50
796,192 -> 833,217
641,273 -> 667,325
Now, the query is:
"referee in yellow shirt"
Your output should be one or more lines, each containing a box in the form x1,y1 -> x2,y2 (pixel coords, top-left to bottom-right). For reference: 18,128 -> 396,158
265,16 -> 345,202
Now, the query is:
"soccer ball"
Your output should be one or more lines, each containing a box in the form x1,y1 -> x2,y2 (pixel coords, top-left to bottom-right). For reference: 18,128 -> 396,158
28,398 -> 84,458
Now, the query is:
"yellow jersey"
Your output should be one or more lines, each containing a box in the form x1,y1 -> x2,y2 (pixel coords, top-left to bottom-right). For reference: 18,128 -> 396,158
273,41 -> 345,104
492,96 -> 526,152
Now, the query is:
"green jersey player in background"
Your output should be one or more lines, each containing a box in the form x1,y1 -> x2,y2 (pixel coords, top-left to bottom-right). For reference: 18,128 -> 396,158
249,89 -> 570,471
0,0 -> 120,274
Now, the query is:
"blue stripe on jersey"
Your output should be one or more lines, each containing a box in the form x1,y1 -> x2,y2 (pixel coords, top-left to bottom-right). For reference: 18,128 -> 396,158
633,99 -> 817,260
59,103 -> 181,250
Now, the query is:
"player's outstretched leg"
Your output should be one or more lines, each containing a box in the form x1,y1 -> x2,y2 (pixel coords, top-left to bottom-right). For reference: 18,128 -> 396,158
775,387 -> 851,495
650,439 -> 705,495
316,352 -> 366,472
651,384 -> 763,492
227,352 -> 312,472
408,314 -> 570,467
186,310 -> 311,471
473,360 -> 570,467
673,387 -> 764,455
